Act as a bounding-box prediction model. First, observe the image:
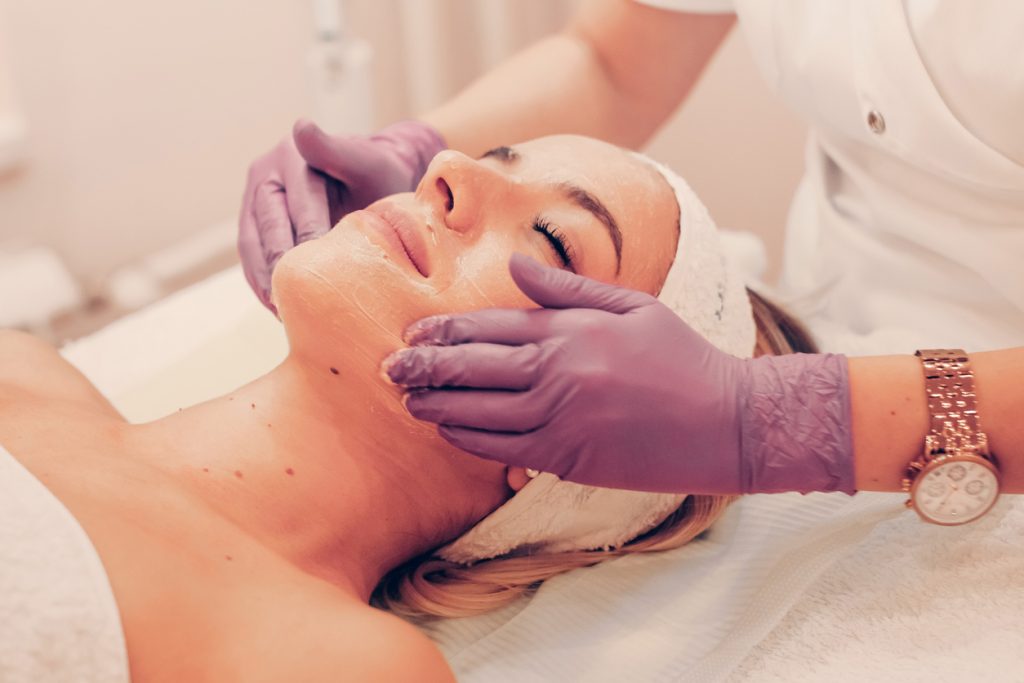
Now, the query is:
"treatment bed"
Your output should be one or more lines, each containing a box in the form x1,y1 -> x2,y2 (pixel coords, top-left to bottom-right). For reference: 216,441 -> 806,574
61,265 -> 1024,682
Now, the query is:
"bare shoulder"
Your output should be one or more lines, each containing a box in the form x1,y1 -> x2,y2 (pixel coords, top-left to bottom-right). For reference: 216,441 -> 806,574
345,607 -> 456,683
302,604 -> 455,682
0,329 -> 121,417
219,581 -> 456,683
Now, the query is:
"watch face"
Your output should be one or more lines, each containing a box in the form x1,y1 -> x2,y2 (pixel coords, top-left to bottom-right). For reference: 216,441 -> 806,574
913,456 -> 999,525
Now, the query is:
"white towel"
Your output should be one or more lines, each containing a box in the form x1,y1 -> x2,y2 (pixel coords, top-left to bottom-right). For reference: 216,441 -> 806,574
420,492 -> 903,682
0,445 -> 130,683
728,492 -> 1024,682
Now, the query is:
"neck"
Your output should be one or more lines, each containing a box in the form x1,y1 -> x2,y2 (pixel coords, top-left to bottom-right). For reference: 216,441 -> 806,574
126,354 -> 508,602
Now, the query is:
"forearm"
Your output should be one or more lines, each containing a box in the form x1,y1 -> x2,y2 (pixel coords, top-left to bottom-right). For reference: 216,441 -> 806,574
849,347 -> 1024,493
422,33 -> 642,156
421,1 -> 735,157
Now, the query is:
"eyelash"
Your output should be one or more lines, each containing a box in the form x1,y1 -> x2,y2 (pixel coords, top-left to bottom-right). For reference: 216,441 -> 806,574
533,218 -> 575,270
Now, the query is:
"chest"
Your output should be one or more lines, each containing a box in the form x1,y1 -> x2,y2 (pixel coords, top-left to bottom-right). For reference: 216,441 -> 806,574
0,391 -> 408,681
0,395 -> 277,680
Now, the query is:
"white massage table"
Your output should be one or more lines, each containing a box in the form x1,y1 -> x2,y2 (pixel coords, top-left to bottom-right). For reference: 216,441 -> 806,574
61,265 -> 1024,682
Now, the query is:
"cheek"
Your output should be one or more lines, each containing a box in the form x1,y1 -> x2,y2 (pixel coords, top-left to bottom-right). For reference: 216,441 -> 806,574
437,232 -> 536,310
272,230 -> 438,358
271,224 -> 544,366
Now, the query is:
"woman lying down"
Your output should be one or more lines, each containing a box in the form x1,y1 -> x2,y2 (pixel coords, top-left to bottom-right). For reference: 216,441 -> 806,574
0,134 -> 813,682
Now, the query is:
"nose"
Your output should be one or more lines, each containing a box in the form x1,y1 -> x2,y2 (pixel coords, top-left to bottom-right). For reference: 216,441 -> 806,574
416,150 -> 510,235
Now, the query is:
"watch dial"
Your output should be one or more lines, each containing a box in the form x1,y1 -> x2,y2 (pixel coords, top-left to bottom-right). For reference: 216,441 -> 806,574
915,459 -> 998,524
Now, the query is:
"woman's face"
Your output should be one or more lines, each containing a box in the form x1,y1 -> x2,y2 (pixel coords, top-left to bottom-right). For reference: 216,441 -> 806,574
272,134 -> 678,367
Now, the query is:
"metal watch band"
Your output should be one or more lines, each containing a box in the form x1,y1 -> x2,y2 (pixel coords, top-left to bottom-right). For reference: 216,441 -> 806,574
914,348 -> 989,456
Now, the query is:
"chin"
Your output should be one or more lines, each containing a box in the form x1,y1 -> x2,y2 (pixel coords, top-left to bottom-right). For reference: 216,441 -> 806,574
271,229 -> 432,370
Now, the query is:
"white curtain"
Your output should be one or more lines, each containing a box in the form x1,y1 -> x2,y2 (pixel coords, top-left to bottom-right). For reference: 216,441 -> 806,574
345,0 -> 580,123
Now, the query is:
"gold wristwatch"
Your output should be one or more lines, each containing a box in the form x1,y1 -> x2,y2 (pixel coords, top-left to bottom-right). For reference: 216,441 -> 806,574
902,349 -> 1001,525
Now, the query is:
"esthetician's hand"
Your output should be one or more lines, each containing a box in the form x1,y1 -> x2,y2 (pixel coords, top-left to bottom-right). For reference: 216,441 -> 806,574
384,254 -> 856,496
238,119 -> 446,312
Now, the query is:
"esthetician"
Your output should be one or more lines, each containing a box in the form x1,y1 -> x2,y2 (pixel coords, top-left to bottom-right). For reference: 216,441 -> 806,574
239,0 -> 1024,526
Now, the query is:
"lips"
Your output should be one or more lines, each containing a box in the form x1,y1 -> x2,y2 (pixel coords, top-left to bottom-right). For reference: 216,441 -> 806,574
362,202 -> 432,277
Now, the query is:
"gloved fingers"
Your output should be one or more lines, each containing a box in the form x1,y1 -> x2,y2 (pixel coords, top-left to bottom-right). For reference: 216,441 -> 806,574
283,156 -> 332,245
238,195 -> 273,309
385,343 -> 544,390
403,307 -> 557,347
436,424 -> 544,471
253,180 -> 297,276
406,388 -> 551,433
293,119 -> 382,187
508,252 -> 656,313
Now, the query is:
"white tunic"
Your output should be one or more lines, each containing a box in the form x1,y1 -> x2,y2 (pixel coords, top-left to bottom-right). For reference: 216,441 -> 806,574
637,0 -> 1024,353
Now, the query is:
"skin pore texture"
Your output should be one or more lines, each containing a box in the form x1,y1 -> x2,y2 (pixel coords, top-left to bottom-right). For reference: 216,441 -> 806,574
0,135 -> 679,682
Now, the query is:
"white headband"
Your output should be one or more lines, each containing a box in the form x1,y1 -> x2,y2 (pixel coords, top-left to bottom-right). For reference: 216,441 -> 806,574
438,153 -> 757,564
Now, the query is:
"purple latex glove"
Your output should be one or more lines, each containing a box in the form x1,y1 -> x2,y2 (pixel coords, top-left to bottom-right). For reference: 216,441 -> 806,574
238,119 -> 446,312
384,254 -> 856,496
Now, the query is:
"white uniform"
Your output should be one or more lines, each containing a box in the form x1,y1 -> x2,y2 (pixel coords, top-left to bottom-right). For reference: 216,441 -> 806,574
638,0 -> 1024,353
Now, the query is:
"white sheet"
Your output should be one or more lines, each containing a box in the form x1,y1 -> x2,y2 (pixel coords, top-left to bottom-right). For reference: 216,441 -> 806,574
60,265 -> 1024,682
728,493 -> 1024,682
61,267 -> 288,422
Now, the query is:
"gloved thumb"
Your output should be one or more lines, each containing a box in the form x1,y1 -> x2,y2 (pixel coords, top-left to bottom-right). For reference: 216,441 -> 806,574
508,252 -> 656,314
293,119 -> 371,185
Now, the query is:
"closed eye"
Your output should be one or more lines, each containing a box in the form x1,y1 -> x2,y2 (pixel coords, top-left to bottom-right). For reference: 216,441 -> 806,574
533,217 -> 575,271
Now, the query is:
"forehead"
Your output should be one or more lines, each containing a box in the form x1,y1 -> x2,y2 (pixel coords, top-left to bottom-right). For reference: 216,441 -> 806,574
513,135 -> 679,292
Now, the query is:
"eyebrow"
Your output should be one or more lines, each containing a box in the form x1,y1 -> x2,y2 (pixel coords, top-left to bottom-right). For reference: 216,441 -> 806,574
480,145 -> 624,274
481,145 -> 517,162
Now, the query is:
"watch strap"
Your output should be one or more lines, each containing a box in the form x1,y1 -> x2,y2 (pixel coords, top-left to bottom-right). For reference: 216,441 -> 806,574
914,349 -> 989,456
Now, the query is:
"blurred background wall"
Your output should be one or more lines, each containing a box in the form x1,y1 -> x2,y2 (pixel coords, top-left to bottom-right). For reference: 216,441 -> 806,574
0,0 -> 805,339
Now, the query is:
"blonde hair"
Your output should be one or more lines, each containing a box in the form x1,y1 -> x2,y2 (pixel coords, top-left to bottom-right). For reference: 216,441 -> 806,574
373,288 -> 817,619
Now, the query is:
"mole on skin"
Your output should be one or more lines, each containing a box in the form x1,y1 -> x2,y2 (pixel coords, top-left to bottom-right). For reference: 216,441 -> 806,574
329,367 -> 340,375
285,467 -> 295,476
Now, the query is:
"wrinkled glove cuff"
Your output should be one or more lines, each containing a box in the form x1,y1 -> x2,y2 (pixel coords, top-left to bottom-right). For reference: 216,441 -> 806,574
740,353 -> 857,495
374,119 -> 447,184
